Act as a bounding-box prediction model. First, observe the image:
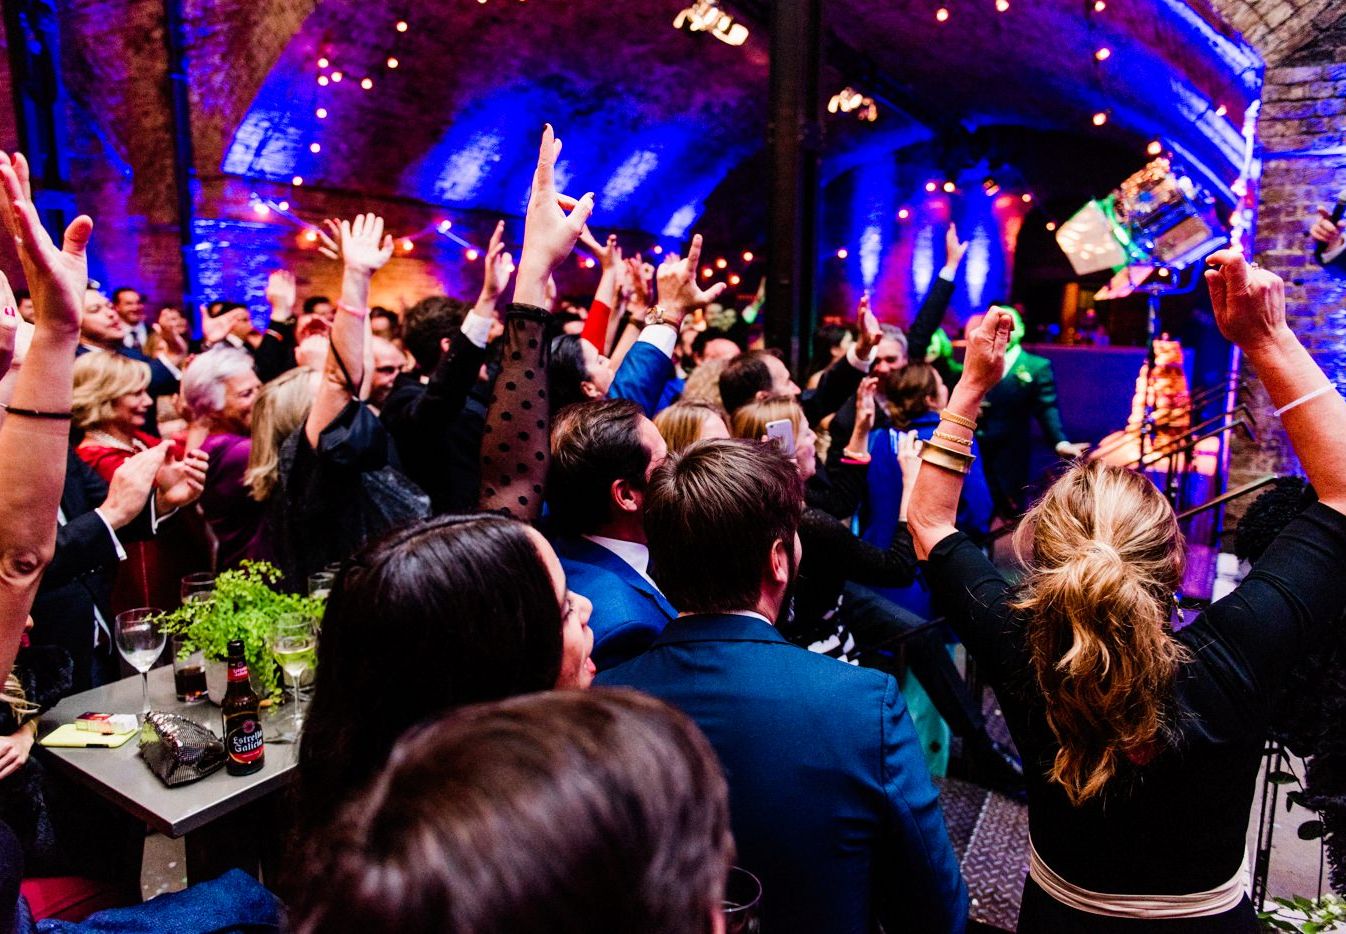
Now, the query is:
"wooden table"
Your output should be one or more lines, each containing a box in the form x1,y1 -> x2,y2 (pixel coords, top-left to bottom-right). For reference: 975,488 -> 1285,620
34,665 -> 298,885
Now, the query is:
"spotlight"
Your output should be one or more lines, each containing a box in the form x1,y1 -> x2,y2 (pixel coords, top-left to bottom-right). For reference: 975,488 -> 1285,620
836,248 -> 849,259
278,200 -> 290,211
936,7 -> 949,21
437,220 -> 452,233
396,19 -> 408,31
942,181 -> 956,193
310,142 -> 322,153
925,181 -> 938,193
1095,47 -> 1111,61
316,107 -> 328,119
466,248 -> 480,261
898,207 -> 910,219
360,77 -> 373,90
387,57 -> 399,69
331,71 -> 343,82
673,1 -> 749,47
1147,140 -> 1163,156
742,250 -> 754,262
317,76 -> 329,86
1092,111 -> 1108,126
318,57 -> 330,68
292,175 -> 304,186
401,238 -> 414,252
982,177 -> 1001,196
729,274 -> 741,285
303,229 -> 318,242
701,267 -> 713,278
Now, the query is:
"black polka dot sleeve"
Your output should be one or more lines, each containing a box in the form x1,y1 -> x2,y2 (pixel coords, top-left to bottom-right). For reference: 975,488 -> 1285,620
478,302 -> 552,521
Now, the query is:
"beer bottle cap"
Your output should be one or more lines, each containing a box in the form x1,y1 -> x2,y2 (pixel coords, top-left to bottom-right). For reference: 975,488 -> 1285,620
227,639 -> 245,657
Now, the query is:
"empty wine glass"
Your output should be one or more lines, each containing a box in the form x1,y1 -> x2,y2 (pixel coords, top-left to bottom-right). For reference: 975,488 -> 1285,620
270,615 -> 316,743
115,608 -> 166,718
180,572 -> 215,607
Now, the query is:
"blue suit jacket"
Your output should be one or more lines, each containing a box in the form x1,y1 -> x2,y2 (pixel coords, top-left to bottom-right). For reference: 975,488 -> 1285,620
597,614 -> 967,934
549,535 -> 677,671
609,339 -> 675,417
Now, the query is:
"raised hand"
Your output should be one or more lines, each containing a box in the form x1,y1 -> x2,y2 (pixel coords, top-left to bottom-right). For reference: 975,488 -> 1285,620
896,429 -> 922,483
151,320 -> 189,359
580,229 -> 622,271
266,269 -> 297,319
479,220 -> 515,305
1311,207 -> 1345,250
624,255 -> 653,311
655,234 -> 727,327
154,447 -> 208,512
944,224 -> 969,271
0,152 -> 92,334
337,214 -> 394,275
1203,249 -> 1288,352
854,292 -> 882,359
517,125 -> 594,307
961,307 -> 1014,395
854,375 -> 879,436
201,306 -> 248,346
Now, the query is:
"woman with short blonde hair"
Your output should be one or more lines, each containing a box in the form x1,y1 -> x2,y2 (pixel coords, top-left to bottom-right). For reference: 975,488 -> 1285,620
71,351 -> 150,434
653,400 -> 729,455
909,253 -> 1346,931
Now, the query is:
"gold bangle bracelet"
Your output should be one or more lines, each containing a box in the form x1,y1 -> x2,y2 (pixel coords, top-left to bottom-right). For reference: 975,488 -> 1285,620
939,409 -> 978,431
918,439 -> 976,475
932,430 -> 972,447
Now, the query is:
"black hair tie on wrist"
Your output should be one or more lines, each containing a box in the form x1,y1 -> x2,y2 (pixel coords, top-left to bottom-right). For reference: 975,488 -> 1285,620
0,404 -> 73,420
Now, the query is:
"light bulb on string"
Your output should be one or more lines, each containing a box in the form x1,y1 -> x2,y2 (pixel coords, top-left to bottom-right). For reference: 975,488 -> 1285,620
387,57 -> 399,69
996,0 -> 1009,11
701,267 -> 713,278
715,258 -> 727,269
318,57 -> 330,68
331,71 -> 343,83
466,248 -> 480,261
310,142 -> 322,153
437,220 -> 452,233
1046,221 -> 1057,231
935,7 -> 949,21
942,181 -> 956,193
400,238 -> 414,252
925,181 -> 938,192
252,201 -> 269,217
395,19 -> 408,31
729,274 -> 742,285
1092,111 -> 1108,126
742,251 -> 754,262
1214,104 -> 1227,117
316,107 -> 328,119
360,77 -> 373,90
278,200 -> 290,212
1095,47 -> 1111,61
317,76 -> 329,86
292,175 -> 304,186
1093,0 -> 1105,10
898,207 -> 910,219
1147,140 -> 1162,156
303,229 -> 318,243
836,248 -> 849,259
1022,193 -> 1033,203
652,245 -> 664,255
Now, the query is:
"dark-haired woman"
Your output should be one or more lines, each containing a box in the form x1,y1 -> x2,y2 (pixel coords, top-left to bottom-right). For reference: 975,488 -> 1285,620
293,690 -> 731,934
908,252 -> 1346,931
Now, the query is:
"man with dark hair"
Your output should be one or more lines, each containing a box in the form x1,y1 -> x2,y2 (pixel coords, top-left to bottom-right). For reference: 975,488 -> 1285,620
598,439 -> 966,934
112,287 -> 147,350
546,398 -> 676,670
79,288 -> 180,434
14,290 -> 33,324
1311,202 -> 1346,278
302,294 -> 334,321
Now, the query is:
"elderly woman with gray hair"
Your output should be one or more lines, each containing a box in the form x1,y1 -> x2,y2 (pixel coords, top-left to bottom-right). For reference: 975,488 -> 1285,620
181,346 -> 265,569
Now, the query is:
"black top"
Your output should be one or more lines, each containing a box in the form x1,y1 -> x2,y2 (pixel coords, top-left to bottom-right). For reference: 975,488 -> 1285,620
924,502 -> 1346,895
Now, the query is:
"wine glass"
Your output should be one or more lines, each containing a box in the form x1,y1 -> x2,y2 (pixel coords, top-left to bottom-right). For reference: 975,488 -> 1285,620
180,572 -> 215,607
307,571 -> 335,601
115,608 -> 166,718
723,867 -> 763,934
270,616 -> 316,743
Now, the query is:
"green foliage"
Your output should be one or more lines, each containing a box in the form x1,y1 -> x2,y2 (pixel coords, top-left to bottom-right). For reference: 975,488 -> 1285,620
1259,894 -> 1346,932
152,561 -> 324,701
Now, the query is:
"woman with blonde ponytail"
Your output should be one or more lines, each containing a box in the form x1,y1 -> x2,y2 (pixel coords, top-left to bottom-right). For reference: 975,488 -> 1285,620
909,253 -> 1346,932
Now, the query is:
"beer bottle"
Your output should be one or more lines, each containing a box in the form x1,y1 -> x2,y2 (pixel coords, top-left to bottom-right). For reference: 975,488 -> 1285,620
222,639 -> 265,776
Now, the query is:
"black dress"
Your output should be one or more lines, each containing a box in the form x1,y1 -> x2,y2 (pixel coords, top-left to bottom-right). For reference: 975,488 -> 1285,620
924,502 -> 1346,932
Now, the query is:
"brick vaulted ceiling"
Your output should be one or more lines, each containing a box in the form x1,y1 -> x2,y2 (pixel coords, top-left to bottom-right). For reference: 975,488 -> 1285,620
200,0 -> 1265,238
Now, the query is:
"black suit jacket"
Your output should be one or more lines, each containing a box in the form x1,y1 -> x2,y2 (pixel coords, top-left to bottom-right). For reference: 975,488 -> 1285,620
976,350 -> 1068,514
29,450 -> 154,694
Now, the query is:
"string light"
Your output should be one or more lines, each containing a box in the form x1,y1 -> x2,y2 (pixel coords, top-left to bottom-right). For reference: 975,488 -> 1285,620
395,19 -> 408,31
729,274 -> 741,285
331,71 -> 343,82
437,220 -> 452,233
252,202 -> 270,216
277,200 -> 290,211
1046,221 -> 1057,231
400,238 -> 414,252
303,229 -> 318,242
836,248 -> 849,259
360,77 -> 373,90
715,257 -> 727,269
1092,111 -> 1108,126
310,142 -> 322,153
583,257 -> 596,268
1094,47 -> 1111,61
1147,140 -> 1163,155
317,76 -> 329,86
898,207 -> 910,219
995,0 -> 1009,10
1214,104 -> 1227,117
942,181 -> 956,193
1093,0 -> 1105,10
936,7 -> 949,21
701,267 -> 713,278
652,245 -> 664,255
466,248 -> 480,261
741,250 -> 753,262
292,175 -> 304,186
925,181 -> 938,192
1022,193 -> 1033,203
387,57 -> 399,69
316,107 -> 328,119
318,57 -> 330,68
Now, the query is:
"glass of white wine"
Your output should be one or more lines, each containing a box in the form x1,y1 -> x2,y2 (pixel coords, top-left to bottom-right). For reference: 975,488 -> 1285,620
270,615 -> 316,743
115,608 -> 166,718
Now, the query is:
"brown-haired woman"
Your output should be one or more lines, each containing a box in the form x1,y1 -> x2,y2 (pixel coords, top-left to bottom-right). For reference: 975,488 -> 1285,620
908,252 -> 1346,931
653,400 -> 730,455
292,689 -> 731,934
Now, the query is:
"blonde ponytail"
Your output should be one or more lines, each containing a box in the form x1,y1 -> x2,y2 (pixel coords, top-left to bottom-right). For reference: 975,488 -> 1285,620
1010,461 -> 1187,805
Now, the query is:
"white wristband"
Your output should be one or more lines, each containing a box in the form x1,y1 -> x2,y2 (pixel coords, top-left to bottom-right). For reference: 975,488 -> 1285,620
1274,384 -> 1337,417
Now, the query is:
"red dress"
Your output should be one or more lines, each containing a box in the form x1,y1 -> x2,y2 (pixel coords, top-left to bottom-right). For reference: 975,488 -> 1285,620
76,431 -> 204,616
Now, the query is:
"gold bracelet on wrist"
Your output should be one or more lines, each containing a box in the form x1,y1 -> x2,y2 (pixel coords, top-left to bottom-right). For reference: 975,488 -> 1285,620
918,438 -> 976,475
939,409 -> 978,431
932,430 -> 972,447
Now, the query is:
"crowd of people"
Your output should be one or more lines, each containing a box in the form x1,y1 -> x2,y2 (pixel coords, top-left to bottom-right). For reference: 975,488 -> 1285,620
0,124 -> 1342,934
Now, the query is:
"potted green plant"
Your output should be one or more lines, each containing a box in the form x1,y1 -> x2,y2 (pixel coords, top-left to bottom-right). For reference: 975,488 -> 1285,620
153,561 -> 325,703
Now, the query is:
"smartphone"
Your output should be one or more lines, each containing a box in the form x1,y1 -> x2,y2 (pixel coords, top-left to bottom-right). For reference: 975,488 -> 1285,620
765,419 -> 796,455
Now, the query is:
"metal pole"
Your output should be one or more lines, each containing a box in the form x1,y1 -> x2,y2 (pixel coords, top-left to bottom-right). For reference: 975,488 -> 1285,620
765,0 -> 822,376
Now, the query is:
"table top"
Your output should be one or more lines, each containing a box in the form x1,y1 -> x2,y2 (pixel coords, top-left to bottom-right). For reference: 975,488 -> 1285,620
34,665 -> 298,837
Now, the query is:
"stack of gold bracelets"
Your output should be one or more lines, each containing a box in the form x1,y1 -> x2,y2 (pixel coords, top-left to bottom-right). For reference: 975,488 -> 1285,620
918,409 -> 977,474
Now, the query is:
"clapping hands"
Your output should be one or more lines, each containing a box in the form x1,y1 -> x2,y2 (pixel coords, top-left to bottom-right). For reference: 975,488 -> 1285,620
154,446 -> 209,513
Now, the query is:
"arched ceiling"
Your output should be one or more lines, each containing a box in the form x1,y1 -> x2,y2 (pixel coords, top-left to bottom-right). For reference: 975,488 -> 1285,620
213,0 -> 1262,236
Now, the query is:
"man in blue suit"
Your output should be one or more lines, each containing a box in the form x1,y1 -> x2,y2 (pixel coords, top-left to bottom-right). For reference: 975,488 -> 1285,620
547,398 -> 678,671
597,439 -> 966,934
79,289 -> 180,434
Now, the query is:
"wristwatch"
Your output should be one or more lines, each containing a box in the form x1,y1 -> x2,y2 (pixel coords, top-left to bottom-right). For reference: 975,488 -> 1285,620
644,305 -> 669,326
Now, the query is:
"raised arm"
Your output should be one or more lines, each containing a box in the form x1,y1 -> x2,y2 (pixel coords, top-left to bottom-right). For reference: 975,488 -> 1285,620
907,225 -> 965,363
478,124 -> 593,520
0,151 -> 92,683
579,231 -> 620,352
908,309 -> 1013,559
1205,250 -> 1346,513
306,213 -> 393,447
